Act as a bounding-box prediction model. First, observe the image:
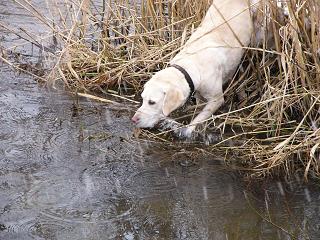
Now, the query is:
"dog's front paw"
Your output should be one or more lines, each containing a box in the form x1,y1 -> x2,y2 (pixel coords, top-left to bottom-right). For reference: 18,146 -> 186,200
175,126 -> 196,139
159,118 -> 183,131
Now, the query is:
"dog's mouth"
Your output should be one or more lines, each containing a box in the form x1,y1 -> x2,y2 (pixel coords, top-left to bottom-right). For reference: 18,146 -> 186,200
134,119 -> 158,129
134,117 -> 179,131
132,115 -> 166,129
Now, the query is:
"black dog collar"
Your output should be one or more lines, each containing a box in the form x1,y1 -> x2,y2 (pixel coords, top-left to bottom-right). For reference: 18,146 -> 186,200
170,64 -> 195,98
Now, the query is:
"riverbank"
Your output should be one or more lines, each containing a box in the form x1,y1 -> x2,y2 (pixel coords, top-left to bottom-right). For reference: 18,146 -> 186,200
55,0 -> 320,178
2,0 -> 320,179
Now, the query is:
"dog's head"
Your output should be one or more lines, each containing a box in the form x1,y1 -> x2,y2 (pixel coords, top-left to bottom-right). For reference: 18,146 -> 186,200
132,70 -> 186,128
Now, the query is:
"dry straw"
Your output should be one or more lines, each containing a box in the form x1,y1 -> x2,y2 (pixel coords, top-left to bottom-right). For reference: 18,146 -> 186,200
41,0 -> 320,178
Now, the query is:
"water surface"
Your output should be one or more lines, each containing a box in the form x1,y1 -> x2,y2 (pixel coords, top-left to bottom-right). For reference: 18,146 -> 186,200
0,1 -> 320,239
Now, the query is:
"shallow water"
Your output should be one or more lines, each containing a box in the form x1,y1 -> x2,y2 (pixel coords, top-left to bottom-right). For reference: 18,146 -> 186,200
1,1 -> 320,240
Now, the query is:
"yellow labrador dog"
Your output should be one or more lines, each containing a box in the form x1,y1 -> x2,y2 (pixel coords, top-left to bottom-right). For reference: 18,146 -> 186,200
132,0 -> 258,137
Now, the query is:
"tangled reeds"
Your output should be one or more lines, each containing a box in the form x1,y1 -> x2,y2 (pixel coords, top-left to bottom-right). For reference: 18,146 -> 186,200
50,0 -> 213,91
8,0 -> 320,178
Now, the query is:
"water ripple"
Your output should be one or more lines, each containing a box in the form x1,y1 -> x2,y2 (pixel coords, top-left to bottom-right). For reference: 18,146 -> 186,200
2,217 -> 72,240
124,169 -> 177,198
24,167 -> 137,224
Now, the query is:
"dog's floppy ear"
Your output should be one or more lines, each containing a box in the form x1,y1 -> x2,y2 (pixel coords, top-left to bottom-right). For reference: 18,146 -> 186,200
162,88 -> 184,116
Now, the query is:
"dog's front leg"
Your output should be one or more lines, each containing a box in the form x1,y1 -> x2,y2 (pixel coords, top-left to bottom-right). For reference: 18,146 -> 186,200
178,95 -> 224,138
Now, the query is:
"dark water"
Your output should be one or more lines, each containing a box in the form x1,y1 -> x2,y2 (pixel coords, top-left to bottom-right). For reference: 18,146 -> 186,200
1,1 -> 320,240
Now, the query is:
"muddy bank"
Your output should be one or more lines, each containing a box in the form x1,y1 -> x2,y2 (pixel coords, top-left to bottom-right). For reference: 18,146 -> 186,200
1,0 -> 320,239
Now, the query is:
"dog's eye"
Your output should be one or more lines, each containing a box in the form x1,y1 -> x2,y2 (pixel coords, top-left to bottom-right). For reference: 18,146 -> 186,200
148,100 -> 156,105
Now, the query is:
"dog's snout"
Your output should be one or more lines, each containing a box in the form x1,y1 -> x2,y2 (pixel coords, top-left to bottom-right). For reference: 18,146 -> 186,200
131,115 -> 140,124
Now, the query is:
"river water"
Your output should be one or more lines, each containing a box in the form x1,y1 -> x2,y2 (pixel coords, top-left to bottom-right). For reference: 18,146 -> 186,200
0,1 -> 320,239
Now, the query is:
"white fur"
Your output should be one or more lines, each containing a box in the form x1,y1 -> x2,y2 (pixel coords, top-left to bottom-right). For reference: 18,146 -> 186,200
132,0 -> 256,136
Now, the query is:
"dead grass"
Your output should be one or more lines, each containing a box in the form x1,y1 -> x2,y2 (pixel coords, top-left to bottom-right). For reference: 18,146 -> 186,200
48,0 -> 213,91
2,0 -> 320,179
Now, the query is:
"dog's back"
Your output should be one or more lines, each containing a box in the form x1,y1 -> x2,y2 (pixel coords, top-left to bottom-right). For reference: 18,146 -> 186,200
172,0 -> 253,84
192,0 -> 252,47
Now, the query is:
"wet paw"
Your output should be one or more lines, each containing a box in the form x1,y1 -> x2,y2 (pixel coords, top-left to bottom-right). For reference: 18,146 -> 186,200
159,118 -> 183,131
175,126 -> 196,139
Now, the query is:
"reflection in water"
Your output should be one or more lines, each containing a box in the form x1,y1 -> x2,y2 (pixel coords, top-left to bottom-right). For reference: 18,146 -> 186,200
1,1 -> 320,240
